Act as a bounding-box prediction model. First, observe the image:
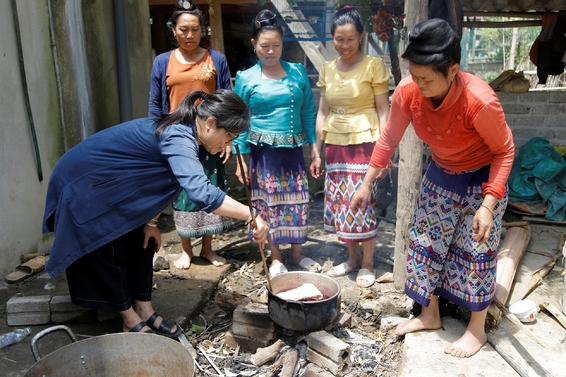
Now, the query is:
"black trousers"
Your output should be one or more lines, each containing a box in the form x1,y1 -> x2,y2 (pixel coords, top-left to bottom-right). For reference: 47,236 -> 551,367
66,226 -> 155,312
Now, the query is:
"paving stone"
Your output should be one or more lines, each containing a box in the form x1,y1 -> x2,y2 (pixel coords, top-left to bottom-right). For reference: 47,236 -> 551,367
6,295 -> 51,313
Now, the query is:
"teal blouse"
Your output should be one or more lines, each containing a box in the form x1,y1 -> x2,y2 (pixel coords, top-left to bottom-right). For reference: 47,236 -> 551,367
233,60 -> 316,153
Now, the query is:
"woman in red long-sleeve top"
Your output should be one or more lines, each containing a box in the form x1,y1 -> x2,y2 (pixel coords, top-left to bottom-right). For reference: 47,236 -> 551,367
351,19 -> 514,358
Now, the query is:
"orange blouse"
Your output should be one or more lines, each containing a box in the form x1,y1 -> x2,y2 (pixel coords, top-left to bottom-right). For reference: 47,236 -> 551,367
370,71 -> 514,199
166,50 -> 217,113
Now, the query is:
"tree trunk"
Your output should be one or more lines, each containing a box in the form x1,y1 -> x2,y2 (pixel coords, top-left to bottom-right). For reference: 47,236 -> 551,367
393,0 -> 428,290
508,26 -> 519,70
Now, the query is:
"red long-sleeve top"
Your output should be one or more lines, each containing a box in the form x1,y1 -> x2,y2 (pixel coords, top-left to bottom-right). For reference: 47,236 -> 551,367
370,71 -> 515,199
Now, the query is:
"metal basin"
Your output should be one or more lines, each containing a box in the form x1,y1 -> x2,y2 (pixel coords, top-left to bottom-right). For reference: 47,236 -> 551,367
24,325 -> 195,377
268,271 -> 341,332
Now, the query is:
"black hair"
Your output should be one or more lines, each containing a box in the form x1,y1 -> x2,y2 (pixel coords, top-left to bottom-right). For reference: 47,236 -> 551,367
251,10 -> 283,40
401,18 -> 461,76
170,0 -> 207,36
331,4 -> 364,36
155,90 -> 250,137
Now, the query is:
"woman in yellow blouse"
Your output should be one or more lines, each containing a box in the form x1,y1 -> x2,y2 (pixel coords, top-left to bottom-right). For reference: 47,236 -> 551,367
310,5 -> 390,288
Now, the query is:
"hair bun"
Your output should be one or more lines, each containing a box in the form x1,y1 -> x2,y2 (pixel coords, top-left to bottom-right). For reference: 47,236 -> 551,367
408,18 -> 458,54
254,10 -> 277,29
177,0 -> 196,11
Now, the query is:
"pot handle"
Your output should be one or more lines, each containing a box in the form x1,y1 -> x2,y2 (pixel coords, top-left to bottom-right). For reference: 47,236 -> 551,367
30,325 -> 78,361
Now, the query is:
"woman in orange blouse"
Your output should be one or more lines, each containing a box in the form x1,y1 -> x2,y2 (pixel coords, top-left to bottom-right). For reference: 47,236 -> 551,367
352,19 -> 514,358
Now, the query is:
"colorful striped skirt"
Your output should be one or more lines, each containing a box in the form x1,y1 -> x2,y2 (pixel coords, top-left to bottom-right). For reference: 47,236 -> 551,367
249,144 -> 309,245
173,150 -> 231,238
405,162 -> 507,312
324,143 -> 380,243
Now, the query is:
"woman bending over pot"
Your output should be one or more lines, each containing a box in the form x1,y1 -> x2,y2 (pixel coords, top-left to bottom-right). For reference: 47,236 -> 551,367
43,90 -> 269,336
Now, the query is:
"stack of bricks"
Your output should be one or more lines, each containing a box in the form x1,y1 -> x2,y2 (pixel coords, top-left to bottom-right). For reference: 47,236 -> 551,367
6,295 -> 97,326
305,330 -> 352,376
224,302 -> 276,353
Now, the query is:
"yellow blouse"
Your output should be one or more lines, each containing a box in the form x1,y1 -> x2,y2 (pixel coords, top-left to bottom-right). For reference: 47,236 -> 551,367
317,55 -> 389,146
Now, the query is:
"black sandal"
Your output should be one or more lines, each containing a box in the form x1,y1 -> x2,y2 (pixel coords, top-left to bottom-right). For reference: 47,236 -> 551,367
146,312 -> 182,338
128,321 -> 155,334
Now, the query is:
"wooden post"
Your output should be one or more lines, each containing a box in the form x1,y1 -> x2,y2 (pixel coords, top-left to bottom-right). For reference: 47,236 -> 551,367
387,38 -> 401,85
208,0 -> 225,55
393,0 -> 428,290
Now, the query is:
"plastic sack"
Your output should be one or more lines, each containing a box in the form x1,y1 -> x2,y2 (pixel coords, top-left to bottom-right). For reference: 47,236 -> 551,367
489,70 -> 531,93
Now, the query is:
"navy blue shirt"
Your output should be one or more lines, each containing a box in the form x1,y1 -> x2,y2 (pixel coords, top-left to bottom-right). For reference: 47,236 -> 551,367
42,118 -> 225,277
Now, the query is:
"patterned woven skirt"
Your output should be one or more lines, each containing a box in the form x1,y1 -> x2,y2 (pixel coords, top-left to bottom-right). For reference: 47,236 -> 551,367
405,163 -> 508,312
324,143 -> 379,243
249,144 -> 309,245
173,151 -> 231,238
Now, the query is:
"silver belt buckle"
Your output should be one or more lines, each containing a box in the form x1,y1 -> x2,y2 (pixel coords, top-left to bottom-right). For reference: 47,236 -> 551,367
337,107 -> 346,116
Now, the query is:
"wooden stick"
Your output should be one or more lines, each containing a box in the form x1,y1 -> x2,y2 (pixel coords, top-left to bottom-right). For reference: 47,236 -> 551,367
539,301 -> 566,330
493,298 -> 548,349
251,339 -> 285,366
235,145 -> 272,292
502,221 -> 529,227
198,346 -> 223,376
520,233 -> 566,300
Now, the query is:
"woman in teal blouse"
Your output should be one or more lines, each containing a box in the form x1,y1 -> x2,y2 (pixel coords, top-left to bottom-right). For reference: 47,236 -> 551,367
233,10 -> 319,277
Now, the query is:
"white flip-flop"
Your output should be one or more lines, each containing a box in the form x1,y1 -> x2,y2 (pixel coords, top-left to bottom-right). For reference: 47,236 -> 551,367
327,261 -> 355,277
298,257 -> 322,273
269,263 -> 288,277
356,268 -> 376,288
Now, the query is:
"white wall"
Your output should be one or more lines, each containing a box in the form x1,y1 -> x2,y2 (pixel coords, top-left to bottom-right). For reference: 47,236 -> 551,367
0,0 -> 57,275
0,0 -> 152,278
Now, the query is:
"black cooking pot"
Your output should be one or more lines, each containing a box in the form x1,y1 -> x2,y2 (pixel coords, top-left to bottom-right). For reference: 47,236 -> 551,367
267,272 -> 341,332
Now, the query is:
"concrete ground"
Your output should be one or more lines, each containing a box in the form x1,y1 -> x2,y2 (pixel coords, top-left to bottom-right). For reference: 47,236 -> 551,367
399,223 -> 566,377
0,256 -> 231,377
1,206 -> 566,376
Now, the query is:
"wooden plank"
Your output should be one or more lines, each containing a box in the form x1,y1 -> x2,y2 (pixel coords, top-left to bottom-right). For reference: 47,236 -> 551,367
487,330 -> 552,377
464,20 -> 542,28
393,0 -> 428,289
487,225 -> 531,325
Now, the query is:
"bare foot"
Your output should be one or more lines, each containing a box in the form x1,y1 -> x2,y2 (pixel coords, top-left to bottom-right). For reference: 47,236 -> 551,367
201,249 -> 226,267
444,329 -> 487,358
173,252 -> 191,269
394,315 -> 442,336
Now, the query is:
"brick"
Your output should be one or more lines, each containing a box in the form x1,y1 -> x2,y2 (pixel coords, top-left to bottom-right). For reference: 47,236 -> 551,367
307,348 -> 349,376
50,295 -> 82,312
517,91 -> 549,103
224,331 -> 270,353
305,331 -> 351,365
495,92 -> 519,104
513,115 -> 545,126
531,104 -> 563,115
6,295 -> 51,313
7,312 -> 50,326
543,116 -> 565,127
304,363 -> 336,377
336,312 -> 352,329
233,302 -> 274,328
231,323 -> 275,340
549,90 -> 566,103
501,103 -> 530,115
